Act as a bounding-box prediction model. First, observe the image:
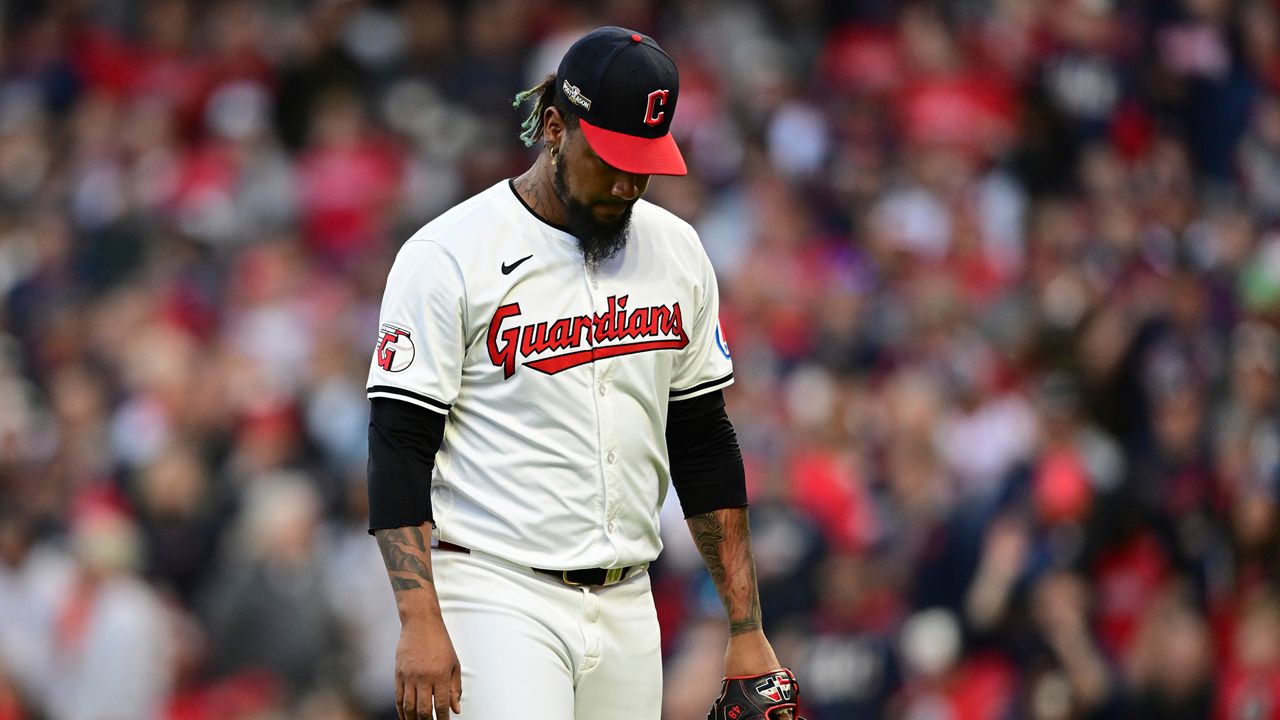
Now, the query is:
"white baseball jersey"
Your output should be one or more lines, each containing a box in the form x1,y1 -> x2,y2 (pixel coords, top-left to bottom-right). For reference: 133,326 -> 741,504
367,180 -> 733,570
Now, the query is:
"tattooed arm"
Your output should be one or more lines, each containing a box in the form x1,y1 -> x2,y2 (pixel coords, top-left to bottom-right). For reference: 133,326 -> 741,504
374,524 -> 461,719
687,508 -> 784,678
375,524 -> 440,616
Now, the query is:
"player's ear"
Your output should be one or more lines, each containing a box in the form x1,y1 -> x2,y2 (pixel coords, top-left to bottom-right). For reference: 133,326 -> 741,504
542,106 -> 568,149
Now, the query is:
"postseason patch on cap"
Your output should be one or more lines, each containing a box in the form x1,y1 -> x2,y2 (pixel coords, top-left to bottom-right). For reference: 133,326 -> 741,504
562,80 -> 592,111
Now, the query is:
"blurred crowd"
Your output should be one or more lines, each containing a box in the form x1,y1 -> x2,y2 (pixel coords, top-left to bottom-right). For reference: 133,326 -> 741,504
2,0 -> 1280,718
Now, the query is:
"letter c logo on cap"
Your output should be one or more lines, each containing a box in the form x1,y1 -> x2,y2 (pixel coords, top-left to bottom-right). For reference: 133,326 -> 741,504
644,89 -> 669,127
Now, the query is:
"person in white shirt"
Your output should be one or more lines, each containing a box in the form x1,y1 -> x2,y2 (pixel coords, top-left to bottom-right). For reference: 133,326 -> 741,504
366,26 -> 799,720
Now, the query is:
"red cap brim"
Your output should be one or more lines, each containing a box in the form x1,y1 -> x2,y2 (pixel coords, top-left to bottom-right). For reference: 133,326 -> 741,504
579,119 -> 688,176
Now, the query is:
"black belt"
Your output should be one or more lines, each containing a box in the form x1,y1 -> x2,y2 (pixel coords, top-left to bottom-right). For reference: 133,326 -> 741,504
434,541 -> 638,588
531,565 -> 637,587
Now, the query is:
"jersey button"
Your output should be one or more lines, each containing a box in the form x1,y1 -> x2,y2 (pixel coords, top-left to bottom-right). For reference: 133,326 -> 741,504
607,521 -> 617,533
606,451 -> 617,464
598,384 -> 608,397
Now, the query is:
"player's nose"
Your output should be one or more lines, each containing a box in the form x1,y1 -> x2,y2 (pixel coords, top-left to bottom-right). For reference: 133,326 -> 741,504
611,172 -> 645,201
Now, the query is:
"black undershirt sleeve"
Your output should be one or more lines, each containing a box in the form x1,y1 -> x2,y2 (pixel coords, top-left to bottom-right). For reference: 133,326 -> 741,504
366,397 -> 446,534
666,389 -> 749,517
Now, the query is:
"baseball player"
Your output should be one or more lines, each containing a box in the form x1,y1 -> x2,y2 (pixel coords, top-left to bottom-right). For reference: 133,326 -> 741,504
366,27 -> 802,720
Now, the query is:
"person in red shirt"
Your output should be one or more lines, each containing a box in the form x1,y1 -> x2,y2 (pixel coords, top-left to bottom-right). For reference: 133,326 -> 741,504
1215,592 -> 1280,720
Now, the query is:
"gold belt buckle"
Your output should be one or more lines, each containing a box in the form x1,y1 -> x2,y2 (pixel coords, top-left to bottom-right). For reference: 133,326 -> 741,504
561,571 -> 585,587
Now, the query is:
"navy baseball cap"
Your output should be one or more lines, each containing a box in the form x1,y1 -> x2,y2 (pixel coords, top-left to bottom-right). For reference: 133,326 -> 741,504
556,26 -> 687,176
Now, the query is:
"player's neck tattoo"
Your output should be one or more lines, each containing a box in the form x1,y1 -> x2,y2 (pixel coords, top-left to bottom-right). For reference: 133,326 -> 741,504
513,170 -> 563,229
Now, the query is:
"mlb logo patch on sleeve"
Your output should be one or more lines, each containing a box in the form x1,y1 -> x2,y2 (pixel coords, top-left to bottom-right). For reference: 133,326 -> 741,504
376,323 -> 415,372
714,320 -> 730,359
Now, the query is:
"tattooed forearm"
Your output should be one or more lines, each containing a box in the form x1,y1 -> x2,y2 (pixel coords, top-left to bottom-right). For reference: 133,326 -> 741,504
730,586 -> 763,636
375,526 -> 434,595
688,509 -> 763,636
392,577 -> 424,591
730,616 -> 762,635
691,513 -> 728,584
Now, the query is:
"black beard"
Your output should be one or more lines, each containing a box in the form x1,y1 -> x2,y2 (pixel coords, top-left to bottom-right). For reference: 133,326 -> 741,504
553,159 -> 633,270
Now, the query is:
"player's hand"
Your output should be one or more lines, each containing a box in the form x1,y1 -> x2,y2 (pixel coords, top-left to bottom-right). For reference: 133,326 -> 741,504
721,632 -> 797,720
395,614 -> 461,719
724,629 -> 781,677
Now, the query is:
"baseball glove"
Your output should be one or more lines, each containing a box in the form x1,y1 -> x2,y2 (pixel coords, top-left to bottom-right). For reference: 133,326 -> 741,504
706,668 -> 805,720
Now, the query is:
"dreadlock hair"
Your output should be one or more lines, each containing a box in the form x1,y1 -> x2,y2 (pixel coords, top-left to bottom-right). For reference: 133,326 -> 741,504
513,73 -> 581,147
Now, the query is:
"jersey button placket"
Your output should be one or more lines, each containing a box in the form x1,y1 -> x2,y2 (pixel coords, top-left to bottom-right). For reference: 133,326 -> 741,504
585,269 -> 617,555
599,374 -> 618,543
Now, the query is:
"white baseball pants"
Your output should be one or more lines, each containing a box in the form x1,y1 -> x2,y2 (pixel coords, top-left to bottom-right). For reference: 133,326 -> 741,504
430,546 -> 662,719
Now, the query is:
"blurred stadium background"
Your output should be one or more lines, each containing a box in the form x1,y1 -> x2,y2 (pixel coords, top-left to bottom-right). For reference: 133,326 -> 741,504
1,0 -> 1279,718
